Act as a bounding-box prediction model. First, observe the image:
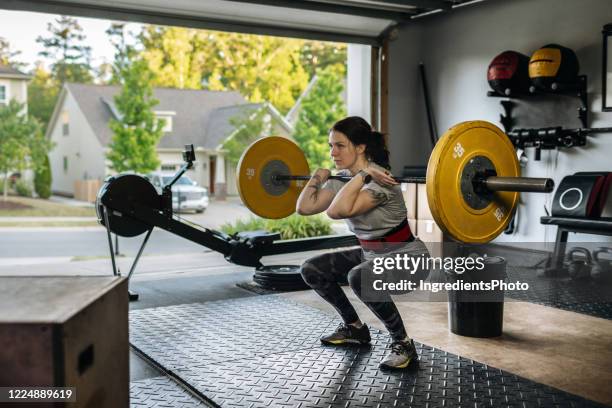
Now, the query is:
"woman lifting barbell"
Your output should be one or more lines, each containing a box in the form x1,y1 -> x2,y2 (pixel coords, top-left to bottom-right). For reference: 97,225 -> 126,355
296,116 -> 429,370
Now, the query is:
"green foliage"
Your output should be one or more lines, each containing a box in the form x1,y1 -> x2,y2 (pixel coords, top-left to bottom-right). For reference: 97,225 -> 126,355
139,27 -> 310,114
106,58 -> 164,174
0,100 -> 50,200
292,67 -> 347,169
106,23 -> 137,85
299,41 -> 347,79
222,106 -> 268,165
27,64 -> 60,132
0,37 -> 25,68
139,26 -> 207,89
15,180 -> 32,197
36,16 -> 93,84
34,155 -> 52,199
220,214 -> 333,240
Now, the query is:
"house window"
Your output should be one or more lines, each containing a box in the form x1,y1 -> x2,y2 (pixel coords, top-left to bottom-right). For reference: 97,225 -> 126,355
0,84 -> 6,105
154,111 -> 176,133
157,115 -> 173,132
63,156 -> 68,172
62,111 -> 69,136
161,164 -> 177,172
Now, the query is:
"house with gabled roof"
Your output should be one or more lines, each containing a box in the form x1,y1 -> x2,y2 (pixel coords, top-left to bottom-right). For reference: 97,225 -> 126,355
0,63 -> 30,109
46,83 -> 293,199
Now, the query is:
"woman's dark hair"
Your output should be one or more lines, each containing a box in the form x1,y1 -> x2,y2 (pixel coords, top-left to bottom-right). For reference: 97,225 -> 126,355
331,116 -> 391,170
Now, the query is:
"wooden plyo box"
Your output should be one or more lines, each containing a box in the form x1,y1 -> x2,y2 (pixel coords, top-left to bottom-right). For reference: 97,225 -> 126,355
0,277 -> 129,408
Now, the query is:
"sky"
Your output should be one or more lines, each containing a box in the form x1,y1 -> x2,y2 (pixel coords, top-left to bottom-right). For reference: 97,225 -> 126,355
0,9 -> 142,71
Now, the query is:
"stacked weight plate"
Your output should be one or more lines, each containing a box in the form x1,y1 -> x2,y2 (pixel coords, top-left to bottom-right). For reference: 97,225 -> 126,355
253,265 -> 309,291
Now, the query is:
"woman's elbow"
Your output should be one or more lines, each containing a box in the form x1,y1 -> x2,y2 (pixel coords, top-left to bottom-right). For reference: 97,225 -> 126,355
326,208 -> 344,219
296,204 -> 316,216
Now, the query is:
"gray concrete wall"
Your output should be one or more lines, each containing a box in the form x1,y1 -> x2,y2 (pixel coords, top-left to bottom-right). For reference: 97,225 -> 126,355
388,0 -> 612,243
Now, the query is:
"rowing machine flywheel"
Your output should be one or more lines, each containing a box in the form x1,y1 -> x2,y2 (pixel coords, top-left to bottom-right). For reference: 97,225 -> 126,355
96,174 -> 161,237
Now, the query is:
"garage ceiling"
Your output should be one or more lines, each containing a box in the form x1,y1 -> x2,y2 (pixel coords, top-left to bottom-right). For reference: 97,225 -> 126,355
2,0 -> 485,45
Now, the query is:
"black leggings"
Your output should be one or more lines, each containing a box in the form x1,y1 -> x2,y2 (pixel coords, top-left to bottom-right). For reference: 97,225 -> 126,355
300,241 -> 429,341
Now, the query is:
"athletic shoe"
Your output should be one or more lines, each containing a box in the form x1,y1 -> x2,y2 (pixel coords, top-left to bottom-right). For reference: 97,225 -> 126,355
379,338 -> 417,369
320,322 -> 371,345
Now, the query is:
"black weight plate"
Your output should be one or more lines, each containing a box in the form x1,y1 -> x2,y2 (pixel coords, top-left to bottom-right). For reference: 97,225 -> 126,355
252,277 -> 309,290
96,174 -> 160,237
255,265 -> 302,278
253,275 -> 306,285
253,276 -> 306,286
254,273 -> 304,282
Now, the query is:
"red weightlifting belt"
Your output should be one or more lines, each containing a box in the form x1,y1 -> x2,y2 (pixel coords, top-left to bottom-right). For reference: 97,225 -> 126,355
358,218 -> 414,250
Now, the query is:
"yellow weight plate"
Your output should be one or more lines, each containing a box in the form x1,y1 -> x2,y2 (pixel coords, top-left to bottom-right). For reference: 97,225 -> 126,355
426,121 -> 519,243
236,136 -> 310,219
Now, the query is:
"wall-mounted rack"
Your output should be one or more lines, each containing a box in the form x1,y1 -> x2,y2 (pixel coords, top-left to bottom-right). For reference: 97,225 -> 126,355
487,75 -> 588,129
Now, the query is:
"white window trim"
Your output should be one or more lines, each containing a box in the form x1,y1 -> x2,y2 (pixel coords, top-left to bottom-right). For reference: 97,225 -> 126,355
0,80 -> 10,105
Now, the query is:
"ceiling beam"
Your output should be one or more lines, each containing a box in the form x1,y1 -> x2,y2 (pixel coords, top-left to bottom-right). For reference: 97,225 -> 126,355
323,0 -> 451,11
1,0 -> 384,45
222,0 -> 414,21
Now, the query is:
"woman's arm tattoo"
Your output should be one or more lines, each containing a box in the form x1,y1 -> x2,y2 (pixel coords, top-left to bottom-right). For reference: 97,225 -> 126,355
308,180 -> 322,201
366,189 -> 387,205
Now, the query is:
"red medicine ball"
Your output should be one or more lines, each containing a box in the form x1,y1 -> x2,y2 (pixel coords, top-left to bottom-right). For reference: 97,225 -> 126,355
487,50 -> 530,96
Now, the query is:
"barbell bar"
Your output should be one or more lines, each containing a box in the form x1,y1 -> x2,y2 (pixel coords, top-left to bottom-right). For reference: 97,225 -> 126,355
273,175 -> 554,193
236,120 -> 556,243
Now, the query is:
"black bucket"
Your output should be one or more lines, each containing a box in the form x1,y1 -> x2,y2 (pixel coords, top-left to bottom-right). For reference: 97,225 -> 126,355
446,256 -> 507,338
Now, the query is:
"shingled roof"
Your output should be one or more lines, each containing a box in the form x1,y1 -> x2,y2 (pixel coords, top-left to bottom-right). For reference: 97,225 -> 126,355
0,64 -> 31,79
62,83 -> 251,149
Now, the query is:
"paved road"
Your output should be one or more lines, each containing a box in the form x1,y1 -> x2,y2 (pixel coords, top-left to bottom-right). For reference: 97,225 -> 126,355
0,198 -> 255,258
0,197 -> 349,259
0,228 -> 215,258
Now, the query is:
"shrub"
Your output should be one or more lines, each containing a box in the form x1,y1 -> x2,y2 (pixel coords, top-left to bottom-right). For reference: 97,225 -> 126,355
15,180 -> 32,197
34,155 -> 52,198
221,214 -> 333,240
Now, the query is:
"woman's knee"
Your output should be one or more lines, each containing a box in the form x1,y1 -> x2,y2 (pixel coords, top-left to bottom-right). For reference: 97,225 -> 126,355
347,267 -> 363,292
300,255 -> 329,287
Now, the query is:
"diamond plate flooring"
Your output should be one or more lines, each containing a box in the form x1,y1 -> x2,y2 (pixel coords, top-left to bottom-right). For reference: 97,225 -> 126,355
129,295 -> 607,407
504,266 -> 612,319
130,376 -> 207,407
130,296 -> 340,371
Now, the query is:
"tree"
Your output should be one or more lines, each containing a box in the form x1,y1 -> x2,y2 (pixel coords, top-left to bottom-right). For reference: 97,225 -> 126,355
139,26 -> 206,89
0,100 -> 50,200
292,67 -> 346,169
139,27 -> 310,114
105,23 -> 137,85
36,16 -> 93,84
27,63 -> 59,132
106,59 -> 164,174
299,41 -> 347,78
204,32 -> 309,115
222,106 -> 268,165
0,37 -> 25,68
34,154 -> 52,199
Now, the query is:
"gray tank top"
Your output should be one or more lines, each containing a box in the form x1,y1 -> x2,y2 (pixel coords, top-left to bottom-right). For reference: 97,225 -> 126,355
322,163 -> 408,240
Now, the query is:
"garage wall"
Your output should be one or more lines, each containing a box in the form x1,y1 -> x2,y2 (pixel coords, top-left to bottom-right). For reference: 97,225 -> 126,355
387,0 -> 612,243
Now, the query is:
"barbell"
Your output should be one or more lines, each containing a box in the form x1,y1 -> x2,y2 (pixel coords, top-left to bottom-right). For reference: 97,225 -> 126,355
236,120 -> 555,243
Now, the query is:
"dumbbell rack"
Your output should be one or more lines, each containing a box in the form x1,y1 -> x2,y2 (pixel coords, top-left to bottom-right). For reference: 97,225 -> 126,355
539,216 -> 612,277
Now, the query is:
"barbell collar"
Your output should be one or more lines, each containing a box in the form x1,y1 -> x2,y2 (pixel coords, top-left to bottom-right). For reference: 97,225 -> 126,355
483,176 -> 554,193
274,174 -> 554,193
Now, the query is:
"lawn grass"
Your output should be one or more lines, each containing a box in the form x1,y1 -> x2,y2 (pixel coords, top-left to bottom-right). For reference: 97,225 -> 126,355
0,196 -> 96,217
0,221 -> 100,227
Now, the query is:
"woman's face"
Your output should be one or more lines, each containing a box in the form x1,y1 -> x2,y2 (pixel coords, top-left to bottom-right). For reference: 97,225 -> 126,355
329,130 -> 361,169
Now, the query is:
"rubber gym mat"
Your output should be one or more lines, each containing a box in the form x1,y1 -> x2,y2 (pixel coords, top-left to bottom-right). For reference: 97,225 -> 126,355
505,265 -> 612,319
129,296 -> 341,370
129,295 -> 606,408
130,376 -> 208,407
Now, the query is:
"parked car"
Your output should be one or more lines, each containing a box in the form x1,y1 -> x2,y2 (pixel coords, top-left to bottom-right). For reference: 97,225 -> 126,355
147,172 -> 209,213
